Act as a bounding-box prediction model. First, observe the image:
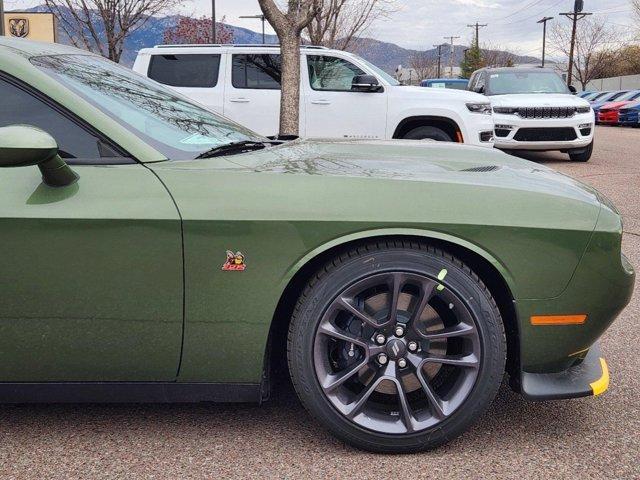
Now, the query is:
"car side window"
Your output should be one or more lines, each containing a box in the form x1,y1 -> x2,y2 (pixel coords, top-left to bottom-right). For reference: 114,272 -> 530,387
307,55 -> 367,91
468,72 -> 477,91
476,72 -> 486,91
232,54 -> 282,90
148,54 -> 221,88
0,77 -> 123,163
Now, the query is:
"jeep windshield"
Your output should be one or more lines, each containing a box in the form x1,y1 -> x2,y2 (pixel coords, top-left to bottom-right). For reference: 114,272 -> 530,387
31,54 -> 262,160
486,70 -> 570,96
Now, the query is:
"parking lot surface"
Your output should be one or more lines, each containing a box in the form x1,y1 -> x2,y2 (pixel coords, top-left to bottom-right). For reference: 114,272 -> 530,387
0,126 -> 638,479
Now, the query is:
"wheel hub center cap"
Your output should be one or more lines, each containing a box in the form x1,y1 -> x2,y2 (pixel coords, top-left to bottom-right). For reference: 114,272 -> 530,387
386,339 -> 407,360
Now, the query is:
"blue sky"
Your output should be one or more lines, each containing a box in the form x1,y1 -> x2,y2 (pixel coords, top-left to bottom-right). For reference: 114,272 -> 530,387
7,0 -> 635,58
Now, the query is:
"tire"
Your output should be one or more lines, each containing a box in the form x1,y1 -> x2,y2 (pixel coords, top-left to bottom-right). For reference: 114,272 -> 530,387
569,140 -> 593,162
287,241 -> 506,453
402,126 -> 453,142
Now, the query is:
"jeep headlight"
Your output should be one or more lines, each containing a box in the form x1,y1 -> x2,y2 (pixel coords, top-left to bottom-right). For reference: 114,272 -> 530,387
466,103 -> 492,115
576,106 -> 592,114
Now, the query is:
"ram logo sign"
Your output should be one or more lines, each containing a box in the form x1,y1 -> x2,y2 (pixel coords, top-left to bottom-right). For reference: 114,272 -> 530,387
9,18 -> 29,38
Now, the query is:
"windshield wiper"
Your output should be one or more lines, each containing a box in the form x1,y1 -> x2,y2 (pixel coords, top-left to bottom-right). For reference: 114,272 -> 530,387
196,140 -> 273,159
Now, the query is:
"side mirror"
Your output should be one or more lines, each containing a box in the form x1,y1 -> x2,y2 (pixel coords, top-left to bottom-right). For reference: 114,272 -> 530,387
352,75 -> 381,92
473,85 -> 485,94
568,85 -> 577,94
0,125 -> 79,187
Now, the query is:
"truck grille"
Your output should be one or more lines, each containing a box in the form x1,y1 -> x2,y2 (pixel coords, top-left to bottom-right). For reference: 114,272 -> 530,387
513,128 -> 578,142
516,107 -> 576,119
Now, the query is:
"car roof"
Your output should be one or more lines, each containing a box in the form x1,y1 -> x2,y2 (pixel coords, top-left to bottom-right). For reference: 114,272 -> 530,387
139,43 -> 334,54
0,36 -> 95,58
476,67 -> 556,74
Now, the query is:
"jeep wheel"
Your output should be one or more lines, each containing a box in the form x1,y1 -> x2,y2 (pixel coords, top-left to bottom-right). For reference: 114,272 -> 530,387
569,141 -> 593,162
287,241 -> 506,453
402,126 -> 453,142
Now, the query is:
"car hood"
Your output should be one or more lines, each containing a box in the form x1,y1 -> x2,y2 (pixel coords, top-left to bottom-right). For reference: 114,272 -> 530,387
163,139 -> 600,205
489,93 -> 589,107
389,85 -> 487,103
600,101 -> 632,110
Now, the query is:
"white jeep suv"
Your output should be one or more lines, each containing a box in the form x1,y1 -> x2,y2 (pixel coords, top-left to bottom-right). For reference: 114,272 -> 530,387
469,67 -> 594,161
133,44 -> 494,146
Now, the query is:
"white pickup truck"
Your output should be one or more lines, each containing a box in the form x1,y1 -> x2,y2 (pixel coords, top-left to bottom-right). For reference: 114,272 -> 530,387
468,67 -> 595,161
133,44 -> 495,147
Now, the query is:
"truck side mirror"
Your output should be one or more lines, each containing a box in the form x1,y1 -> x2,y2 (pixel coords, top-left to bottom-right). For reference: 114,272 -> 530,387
352,75 -> 382,92
0,125 -> 79,187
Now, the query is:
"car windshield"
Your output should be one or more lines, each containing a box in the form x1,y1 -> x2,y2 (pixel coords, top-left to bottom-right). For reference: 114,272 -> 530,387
486,71 -> 569,95
31,54 -> 261,160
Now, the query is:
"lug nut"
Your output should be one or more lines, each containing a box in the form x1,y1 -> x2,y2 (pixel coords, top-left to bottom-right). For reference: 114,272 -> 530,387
394,325 -> 405,337
397,358 -> 407,368
375,333 -> 386,345
408,341 -> 418,352
377,353 -> 388,365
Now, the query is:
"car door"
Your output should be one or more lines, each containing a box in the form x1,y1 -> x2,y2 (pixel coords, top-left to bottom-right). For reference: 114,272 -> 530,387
0,75 -> 183,382
223,53 -> 284,137
304,54 -> 387,140
145,52 -> 225,115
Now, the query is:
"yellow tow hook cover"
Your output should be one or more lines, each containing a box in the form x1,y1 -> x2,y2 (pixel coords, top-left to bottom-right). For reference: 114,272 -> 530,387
590,358 -> 610,396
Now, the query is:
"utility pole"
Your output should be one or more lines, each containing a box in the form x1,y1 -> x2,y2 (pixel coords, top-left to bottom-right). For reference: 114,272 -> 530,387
537,17 -> 554,68
560,0 -> 591,86
0,0 -> 5,36
466,22 -> 487,46
240,14 -> 267,43
433,44 -> 443,78
211,0 -> 216,43
443,36 -> 460,78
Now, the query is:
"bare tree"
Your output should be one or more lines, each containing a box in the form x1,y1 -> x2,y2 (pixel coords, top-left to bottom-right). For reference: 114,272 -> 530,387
409,51 -> 438,81
257,0 -> 318,136
551,17 -> 623,90
481,44 -> 516,68
163,16 -> 234,44
306,0 -> 396,51
45,0 -> 179,63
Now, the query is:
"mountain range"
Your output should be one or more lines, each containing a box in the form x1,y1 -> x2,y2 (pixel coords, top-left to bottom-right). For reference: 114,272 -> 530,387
20,5 -> 540,73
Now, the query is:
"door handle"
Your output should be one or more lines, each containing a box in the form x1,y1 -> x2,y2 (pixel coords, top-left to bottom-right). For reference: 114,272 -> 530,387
311,100 -> 331,105
229,98 -> 251,103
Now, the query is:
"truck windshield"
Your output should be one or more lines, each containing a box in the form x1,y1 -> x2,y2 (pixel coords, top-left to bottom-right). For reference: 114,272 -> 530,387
31,54 -> 260,160
486,71 -> 570,95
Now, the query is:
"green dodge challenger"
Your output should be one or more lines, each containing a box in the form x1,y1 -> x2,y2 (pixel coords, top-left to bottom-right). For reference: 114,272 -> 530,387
0,38 -> 634,453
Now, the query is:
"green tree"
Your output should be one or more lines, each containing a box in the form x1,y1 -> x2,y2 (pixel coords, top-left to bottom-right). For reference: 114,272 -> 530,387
460,40 -> 483,78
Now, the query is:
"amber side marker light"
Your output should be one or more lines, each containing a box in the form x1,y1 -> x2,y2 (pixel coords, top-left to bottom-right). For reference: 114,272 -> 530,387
530,314 -> 588,325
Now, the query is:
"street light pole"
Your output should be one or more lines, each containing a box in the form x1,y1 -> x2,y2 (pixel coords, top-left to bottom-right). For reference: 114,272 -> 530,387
537,16 -> 554,68
211,0 -> 216,43
443,36 -> 460,78
240,14 -> 267,43
0,0 -> 5,37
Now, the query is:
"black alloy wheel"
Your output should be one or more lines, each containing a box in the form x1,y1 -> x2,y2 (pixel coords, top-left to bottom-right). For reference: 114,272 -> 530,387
288,241 -> 506,453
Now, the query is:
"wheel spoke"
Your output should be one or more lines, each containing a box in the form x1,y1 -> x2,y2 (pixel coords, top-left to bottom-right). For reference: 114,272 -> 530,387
409,279 -> 437,324
417,322 -> 476,340
344,371 -> 389,418
424,353 -> 479,368
416,368 -> 447,419
394,378 -> 415,432
386,272 -> 405,326
322,359 -> 368,392
336,297 -> 379,328
317,319 -> 368,349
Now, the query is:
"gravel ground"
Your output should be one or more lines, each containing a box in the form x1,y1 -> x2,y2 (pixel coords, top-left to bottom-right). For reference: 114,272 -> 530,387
0,126 -> 638,479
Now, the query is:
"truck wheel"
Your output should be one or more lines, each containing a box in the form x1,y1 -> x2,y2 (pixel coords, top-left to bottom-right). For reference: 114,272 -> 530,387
287,241 -> 506,453
402,126 -> 453,142
569,141 -> 593,162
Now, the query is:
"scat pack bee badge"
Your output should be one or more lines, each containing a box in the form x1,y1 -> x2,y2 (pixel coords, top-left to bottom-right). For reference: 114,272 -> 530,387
222,250 -> 247,271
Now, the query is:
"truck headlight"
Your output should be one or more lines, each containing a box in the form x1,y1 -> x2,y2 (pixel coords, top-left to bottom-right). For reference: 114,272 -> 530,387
466,103 -> 492,115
